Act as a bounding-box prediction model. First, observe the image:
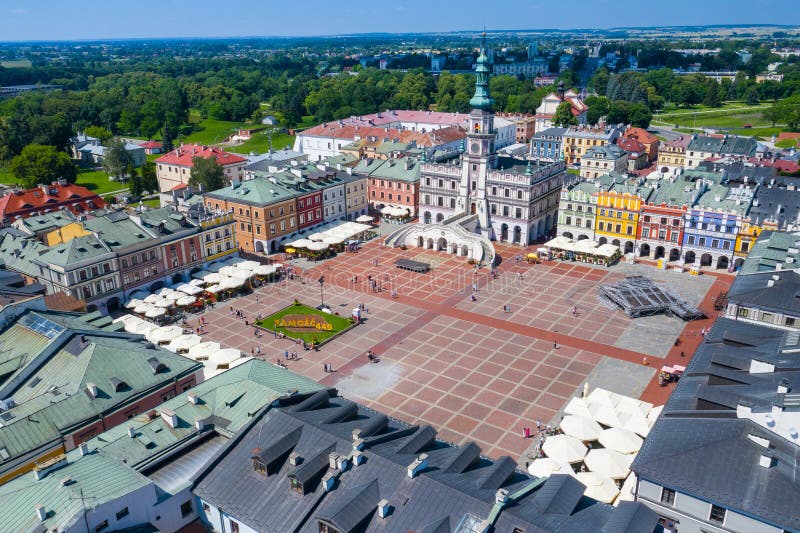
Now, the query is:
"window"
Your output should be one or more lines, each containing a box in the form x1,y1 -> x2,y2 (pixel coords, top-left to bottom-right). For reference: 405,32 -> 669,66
688,236 -> 696,245
738,307 -> 749,318
786,317 -> 796,327
180,500 -> 193,518
230,520 -> 240,533
741,242 -> 750,253
103,263 -> 110,273
660,487 -> 676,506
202,502 -> 210,513
116,507 -> 130,520
95,521 -> 109,533
709,504 -> 726,525
761,312 -> 773,324
121,259 -> 128,268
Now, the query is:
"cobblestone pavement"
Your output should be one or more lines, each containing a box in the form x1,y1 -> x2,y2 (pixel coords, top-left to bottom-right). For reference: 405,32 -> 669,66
188,240 -> 731,460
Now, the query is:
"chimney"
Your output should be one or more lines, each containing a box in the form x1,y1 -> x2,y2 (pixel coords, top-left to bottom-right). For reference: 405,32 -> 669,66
322,471 -> 336,492
495,488 -> 510,504
187,392 -> 199,405
194,417 -> 205,431
289,452 -> 302,466
161,407 -> 178,428
127,426 -> 136,438
352,449 -> 365,466
778,379 -> 789,394
337,455 -> 349,472
329,452 -> 341,470
86,382 -> 98,399
60,476 -> 73,486
407,453 -> 428,478
377,498 -> 391,518
35,504 -> 46,522
78,442 -> 89,456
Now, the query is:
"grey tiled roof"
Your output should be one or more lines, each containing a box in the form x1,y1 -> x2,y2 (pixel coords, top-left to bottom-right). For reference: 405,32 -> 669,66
688,134 -> 758,157
194,392 -> 659,532
726,270 -> 800,315
632,318 -> 800,530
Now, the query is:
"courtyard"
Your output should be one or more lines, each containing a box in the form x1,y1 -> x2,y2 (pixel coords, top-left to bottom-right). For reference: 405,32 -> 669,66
191,240 -> 730,460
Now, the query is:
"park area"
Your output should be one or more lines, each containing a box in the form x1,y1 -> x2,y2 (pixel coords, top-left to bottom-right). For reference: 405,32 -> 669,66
255,302 -> 356,344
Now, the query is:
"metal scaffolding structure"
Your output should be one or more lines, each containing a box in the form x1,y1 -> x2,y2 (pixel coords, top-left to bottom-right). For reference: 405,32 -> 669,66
599,276 -> 705,321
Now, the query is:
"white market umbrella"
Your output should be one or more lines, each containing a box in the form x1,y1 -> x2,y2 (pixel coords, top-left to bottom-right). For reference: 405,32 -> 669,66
588,401 -> 623,428
527,458 -> 573,478
228,269 -> 252,280
587,388 -> 622,409
176,283 -> 203,296
147,325 -> 183,344
219,277 -> 245,290
145,307 -> 166,319
380,206 -> 395,215
253,265 -> 277,276
122,317 -> 146,333
124,298 -> 143,309
154,298 -> 173,308
598,428 -> 643,455
542,434 -> 588,464
189,278 -> 205,287
291,238 -> 313,248
167,334 -> 202,353
647,405 -> 664,425
188,341 -> 221,361
616,396 -> 653,418
307,232 -> 326,241
205,284 -> 223,294
204,272 -> 227,284
156,287 -> 174,297
131,321 -> 157,335
176,295 -> 197,307
564,397 -> 593,419
218,265 -> 241,277
210,348 -> 242,368
575,472 -> 619,504
307,241 -> 328,251
323,236 -> 344,245
143,294 -> 160,304
236,260 -> 260,271
134,302 -> 155,314
616,473 -> 637,504
113,314 -> 138,325
560,415 -> 603,442
618,409 -> 651,438
356,214 -> 373,223
583,448 -> 632,479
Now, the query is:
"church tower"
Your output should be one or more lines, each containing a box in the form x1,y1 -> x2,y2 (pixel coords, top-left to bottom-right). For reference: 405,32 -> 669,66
457,34 -> 497,238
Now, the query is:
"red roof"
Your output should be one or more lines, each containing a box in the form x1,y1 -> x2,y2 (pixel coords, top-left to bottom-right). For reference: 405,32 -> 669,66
617,137 -> 646,153
622,127 -> 659,145
0,183 -> 106,221
299,123 -> 466,147
155,144 -> 247,167
139,140 -> 163,149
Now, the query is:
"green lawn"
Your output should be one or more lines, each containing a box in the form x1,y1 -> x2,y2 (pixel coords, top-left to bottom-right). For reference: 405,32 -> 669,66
0,59 -> 32,68
181,115 -> 249,146
226,132 -> 295,154
76,168 -> 129,196
653,102 -> 777,132
139,197 -> 161,208
255,302 -> 356,344
656,101 -> 769,116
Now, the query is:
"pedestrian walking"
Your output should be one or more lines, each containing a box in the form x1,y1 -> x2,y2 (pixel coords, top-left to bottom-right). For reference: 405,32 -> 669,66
256,346 -> 261,355
536,420 -> 542,432
284,349 -> 289,360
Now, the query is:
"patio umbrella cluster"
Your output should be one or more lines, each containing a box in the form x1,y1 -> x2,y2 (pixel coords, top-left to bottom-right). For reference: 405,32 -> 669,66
381,205 -> 410,217
283,221 -> 374,252
533,387 -> 658,505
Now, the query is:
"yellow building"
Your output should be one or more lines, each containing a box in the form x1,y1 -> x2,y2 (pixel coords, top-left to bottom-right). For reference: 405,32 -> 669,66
44,222 -> 92,246
594,177 -> 653,254
562,125 -> 623,166
735,220 -> 764,259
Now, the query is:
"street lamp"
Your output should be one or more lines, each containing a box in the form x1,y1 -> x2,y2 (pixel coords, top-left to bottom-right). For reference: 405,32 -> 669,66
318,275 -> 325,308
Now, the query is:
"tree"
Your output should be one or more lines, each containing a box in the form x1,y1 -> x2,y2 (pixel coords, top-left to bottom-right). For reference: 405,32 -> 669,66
9,144 -> 77,188
102,137 -> 135,181
703,79 -> 722,108
162,123 -> 175,153
189,156 -> 226,191
140,161 -> 158,193
585,96 -> 609,125
745,87 -> 760,105
627,103 -> 653,129
606,101 -> 630,125
552,101 -> 578,127
129,172 -> 144,198
84,125 -> 112,143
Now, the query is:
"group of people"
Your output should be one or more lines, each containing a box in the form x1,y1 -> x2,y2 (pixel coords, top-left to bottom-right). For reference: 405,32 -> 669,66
525,420 -> 563,461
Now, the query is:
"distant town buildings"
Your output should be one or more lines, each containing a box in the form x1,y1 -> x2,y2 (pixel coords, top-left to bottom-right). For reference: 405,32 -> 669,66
155,144 -> 247,192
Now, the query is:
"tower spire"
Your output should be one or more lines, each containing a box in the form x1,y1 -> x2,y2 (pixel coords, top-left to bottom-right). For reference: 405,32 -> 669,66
469,31 -> 494,110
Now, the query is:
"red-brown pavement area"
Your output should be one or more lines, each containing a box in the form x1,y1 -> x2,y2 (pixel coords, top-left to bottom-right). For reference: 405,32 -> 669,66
192,240 -> 730,460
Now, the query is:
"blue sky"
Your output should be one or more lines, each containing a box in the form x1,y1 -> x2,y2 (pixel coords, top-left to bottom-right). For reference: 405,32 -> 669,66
0,0 -> 795,41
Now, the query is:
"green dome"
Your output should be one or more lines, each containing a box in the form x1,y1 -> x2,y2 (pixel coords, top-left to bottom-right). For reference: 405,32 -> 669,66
470,40 -> 494,110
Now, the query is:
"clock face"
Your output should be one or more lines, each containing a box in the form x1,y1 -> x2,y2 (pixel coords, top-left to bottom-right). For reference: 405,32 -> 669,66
471,142 -> 480,154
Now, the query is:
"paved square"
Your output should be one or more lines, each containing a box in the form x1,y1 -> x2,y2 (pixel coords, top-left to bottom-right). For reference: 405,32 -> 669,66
191,239 -> 728,460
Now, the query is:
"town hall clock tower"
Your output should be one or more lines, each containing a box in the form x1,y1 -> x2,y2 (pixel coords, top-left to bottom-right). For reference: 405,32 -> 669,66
456,35 -> 497,239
